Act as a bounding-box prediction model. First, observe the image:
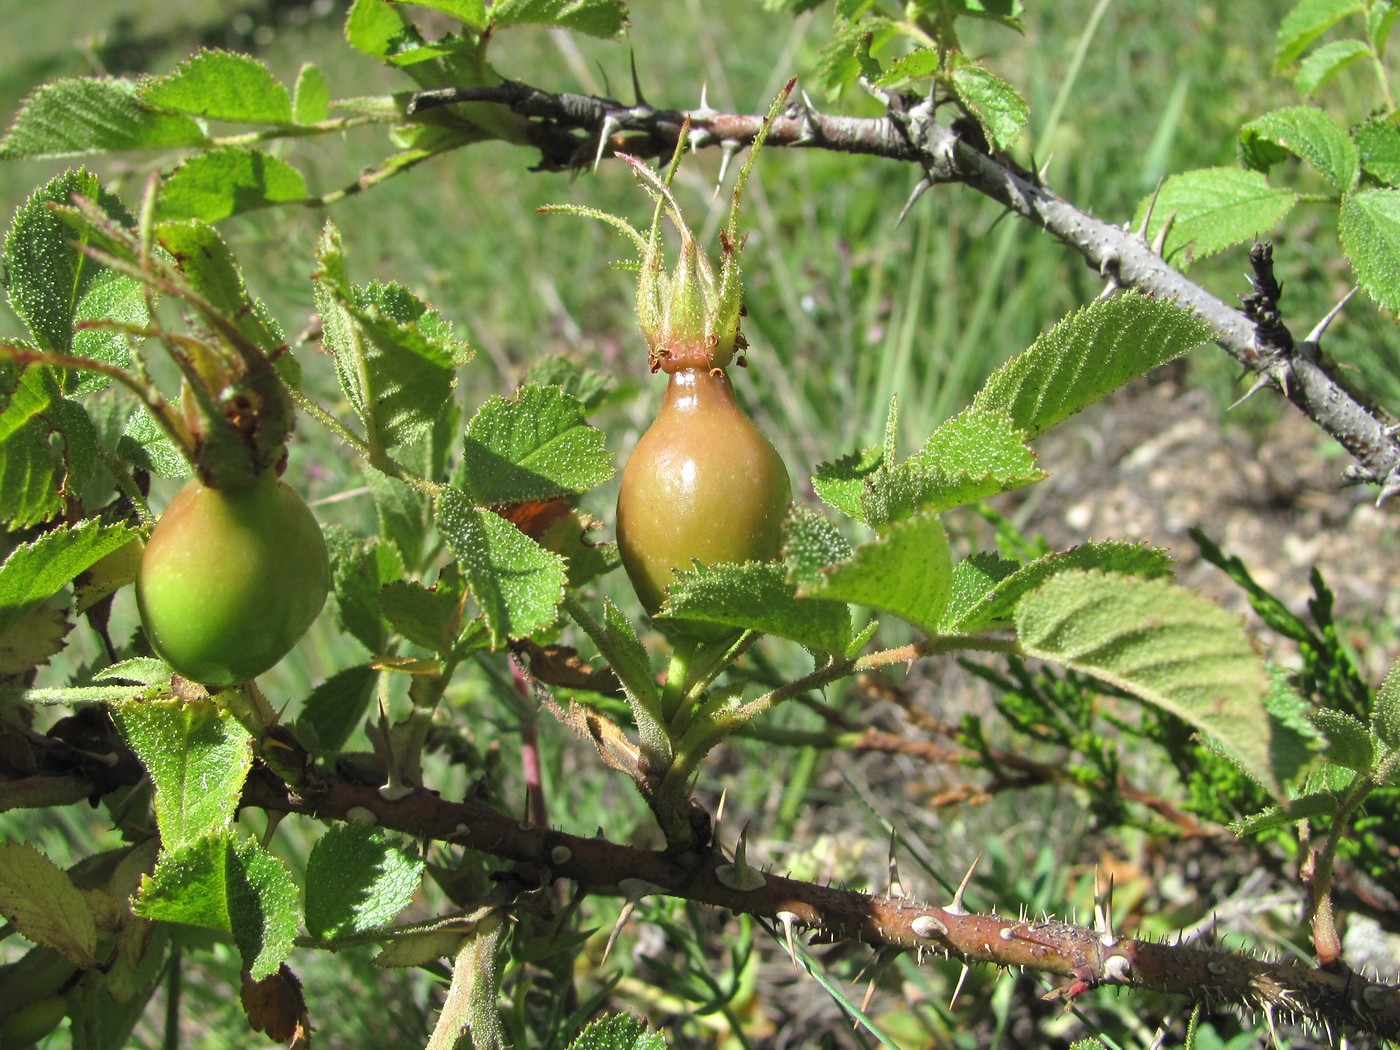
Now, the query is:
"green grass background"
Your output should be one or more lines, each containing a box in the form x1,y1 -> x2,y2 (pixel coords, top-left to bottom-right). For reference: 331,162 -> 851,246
1,1 -> 1393,1046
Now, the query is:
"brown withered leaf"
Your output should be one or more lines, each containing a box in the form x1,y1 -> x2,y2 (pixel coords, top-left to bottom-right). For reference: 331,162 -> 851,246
241,964 -> 312,1046
514,640 -> 621,694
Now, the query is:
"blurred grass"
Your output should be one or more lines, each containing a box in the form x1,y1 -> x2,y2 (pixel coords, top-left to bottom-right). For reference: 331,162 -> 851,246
0,1 -> 1385,1046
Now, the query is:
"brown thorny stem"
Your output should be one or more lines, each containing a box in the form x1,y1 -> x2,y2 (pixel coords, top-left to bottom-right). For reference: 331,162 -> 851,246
233,766 -> 1400,1039
407,80 -> 1400,502
13,724 -> 1399,1038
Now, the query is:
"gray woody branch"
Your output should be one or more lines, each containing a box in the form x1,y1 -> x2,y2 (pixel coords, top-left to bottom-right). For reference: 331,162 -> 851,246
409,81 -> 1400,502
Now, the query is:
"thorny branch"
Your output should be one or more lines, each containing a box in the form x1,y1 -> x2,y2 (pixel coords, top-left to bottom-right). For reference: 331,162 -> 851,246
408,81 -> 1400,502
238,765 -> 1394,1041
9,730 -> 1400,1041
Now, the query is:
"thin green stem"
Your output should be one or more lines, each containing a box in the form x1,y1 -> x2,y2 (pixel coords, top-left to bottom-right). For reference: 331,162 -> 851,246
283,384 -> 443,496
661,638 -> 700,724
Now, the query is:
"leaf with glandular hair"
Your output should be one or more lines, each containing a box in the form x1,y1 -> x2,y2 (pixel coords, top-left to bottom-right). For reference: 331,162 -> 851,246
489,0 -> 629,38
950,58 -> 1029,150
157,148 -> 308,221
1340,187 -> 1400,313
1131,168 -> 1297,265
972,292 -> 1213,439
945,541 -> 1174,633
569,1014 -> 666,1050
112,698 -> 253,850
662,561 -> 852,655
304,825 -> 423,943
0,520 -> 138,633
0,78 -> 207,158
314,221 -> 472,449
1276,0 -> 1365,70
1015,570 -> 1284,798
797,510 -> 953,637
1239,106 -> 1358,191
3,169 -> 146,386
435,486 -> 565,646
461,385 -> 614,505
1374,658 -> 1400,750
140,50 -> 293,124
135,831 -> 297,980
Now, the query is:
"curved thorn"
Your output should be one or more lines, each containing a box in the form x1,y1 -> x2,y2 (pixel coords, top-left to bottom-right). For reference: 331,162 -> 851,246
897,176 -> 933,229
593,114 -> 620,173
1303,286 -> 1358,345
947,853 -> 981,915
1150,210 -> 1177,256
629,51 -> 647,108
949,963 -> 971,1011
1137,176 -> 1166,239
1229,373 -> 1275,410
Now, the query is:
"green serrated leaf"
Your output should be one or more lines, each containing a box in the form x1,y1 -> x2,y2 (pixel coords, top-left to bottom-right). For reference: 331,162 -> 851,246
0,605 -> 71,677
157,148 -> 308,222
796,510 -> 952,637
135,830 -> 297,980
1340,187 -> 1400,312
521,355 -> 616,412
94,658 -> 171,686
940,552 -> 1020,631
863,407 -> 1043,524
112,698 -> 253,850
0,78 -> 208,159
1292,38 -> 1372,95
435,487 -> 565,646
812,443 -> 882,523
117,404 -> 188,478
1374,658 -> 1400,749
326,527 -> 392,654
314,222 -> 472,448
1239,106 -> 1359,191
140,50 -> 293,124
461,385 -> 614,504
1131,168 -> 1297,265
1371,0 -> 1399,48
1356,117 -> 1400,186
367,467 -> 429,571
379,576 -> 466,655
488,0 -> 629,38
305,824 -> 423,942
662,561 -> 852,654
950,60 -> 1029,150
1229,787 -> 1345,836
873,48 -> 941,89
0,842 -> 98,967
1311,708 -> 1375,771
0,366 -> 65,527
972,291 -> 1213,439
154,219 -> 285,354
3,170 -> 146,381
292,63 -> 331,124
1276,0 -> 1366,70
297,664 -> 377,753
783,506 -> 853,590
0,520 -> 139,634
396,0 -> 490,28
945,541 -> 1174,632
1015,570 -> 1283,798
568,1013 -> 666,1050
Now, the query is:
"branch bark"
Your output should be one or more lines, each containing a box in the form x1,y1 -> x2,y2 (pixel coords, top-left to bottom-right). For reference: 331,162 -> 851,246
240,763 -> 1400,1040
409,81 -> 1400,500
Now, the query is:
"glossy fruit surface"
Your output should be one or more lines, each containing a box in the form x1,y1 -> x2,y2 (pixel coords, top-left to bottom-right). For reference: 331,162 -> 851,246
137,472 -> 330,686
617,367 -> 791,615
